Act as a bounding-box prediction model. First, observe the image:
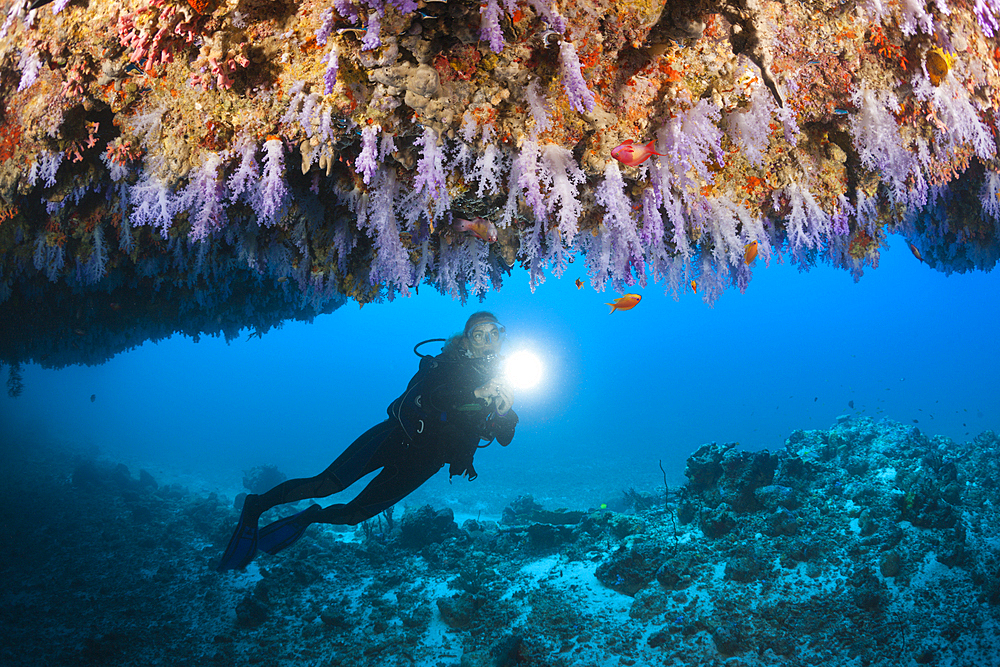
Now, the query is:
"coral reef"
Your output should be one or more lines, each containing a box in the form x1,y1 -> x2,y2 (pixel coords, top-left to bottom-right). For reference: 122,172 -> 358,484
0,0 -> 998,366
6,418 -> 1000,665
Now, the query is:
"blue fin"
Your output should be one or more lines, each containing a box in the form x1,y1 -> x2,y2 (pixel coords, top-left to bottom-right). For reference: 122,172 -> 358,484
258,505 -> 321,556
216,496 -> 261,572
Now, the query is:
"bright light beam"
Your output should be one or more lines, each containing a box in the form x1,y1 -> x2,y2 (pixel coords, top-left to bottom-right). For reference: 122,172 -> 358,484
504,350 -> 543,389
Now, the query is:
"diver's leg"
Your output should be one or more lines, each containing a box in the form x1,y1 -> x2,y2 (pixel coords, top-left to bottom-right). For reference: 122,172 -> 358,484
220,421 -> 406,569
253,420 -> 402,514
307,443 -> 445,526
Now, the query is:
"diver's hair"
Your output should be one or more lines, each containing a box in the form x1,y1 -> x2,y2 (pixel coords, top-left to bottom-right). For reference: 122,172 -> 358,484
441,334 -> 469,358
441,311 -> 501,358
463,311 -> 500,336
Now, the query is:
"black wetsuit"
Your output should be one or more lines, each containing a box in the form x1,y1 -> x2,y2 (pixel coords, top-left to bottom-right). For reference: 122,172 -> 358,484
253,352 -> 518,525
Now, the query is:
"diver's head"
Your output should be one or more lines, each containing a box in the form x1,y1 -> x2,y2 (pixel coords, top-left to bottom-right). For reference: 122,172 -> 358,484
463,311 -> 505,358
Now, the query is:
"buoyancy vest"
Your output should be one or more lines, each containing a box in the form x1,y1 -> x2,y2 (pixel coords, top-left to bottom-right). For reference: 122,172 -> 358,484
388,354 -> 450,442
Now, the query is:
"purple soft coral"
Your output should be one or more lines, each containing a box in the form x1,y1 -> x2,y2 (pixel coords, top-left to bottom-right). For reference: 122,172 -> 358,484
227,139 -> 259,205
129,169 -> 176,237
412,127 -> 450,221
540,144 -> 584,244
182,152 -> 228,241
975,0 -> 1000,36
849,87 -> 917,206
359,168 -> 413,294
17,44 -> 42,92
590,160 -> 646,289
361,0 -> 383,51
30,150 -> 63,188
257,137 -> 289,226
323,48 -> 339,95
356,125 -> 380,185
558,41 -> 595,114
526,0 -> 567,32
316,7 -> 335,44
513,140 -> 545,223
784,181 -> 831,262
480,0 -> 505,53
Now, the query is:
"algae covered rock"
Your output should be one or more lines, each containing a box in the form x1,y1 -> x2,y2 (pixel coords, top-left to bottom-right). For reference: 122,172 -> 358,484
595,541 -> 665,596
400,505 -> 460,548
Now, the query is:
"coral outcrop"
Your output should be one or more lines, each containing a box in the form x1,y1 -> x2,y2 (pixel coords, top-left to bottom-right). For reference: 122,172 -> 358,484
1,0 -> 998,366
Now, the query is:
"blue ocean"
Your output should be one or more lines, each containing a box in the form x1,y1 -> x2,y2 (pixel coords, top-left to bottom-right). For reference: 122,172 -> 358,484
2,236 -> 998,666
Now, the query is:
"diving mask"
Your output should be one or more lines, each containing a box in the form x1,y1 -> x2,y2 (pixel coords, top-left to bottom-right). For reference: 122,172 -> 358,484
469,323 -> 505,346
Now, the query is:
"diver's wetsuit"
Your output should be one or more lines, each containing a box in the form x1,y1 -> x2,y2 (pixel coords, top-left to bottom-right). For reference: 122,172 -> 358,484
253,351 -> 518,526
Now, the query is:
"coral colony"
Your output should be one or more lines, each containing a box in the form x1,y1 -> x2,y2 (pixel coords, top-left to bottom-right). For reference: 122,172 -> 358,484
0,0 -> 999,366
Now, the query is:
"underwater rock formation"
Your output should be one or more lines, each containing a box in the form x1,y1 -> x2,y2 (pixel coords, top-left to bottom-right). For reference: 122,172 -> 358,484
1,0 -> 999,366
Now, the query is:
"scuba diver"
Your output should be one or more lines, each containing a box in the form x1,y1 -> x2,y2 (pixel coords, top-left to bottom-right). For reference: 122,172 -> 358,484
217,311 -> 518,571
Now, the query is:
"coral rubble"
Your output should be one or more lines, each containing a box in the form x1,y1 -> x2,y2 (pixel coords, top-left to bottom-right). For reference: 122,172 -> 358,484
0,0 -> 998,366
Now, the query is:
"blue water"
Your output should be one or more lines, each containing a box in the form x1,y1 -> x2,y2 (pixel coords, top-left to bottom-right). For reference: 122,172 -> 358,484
2,235 -> 998,502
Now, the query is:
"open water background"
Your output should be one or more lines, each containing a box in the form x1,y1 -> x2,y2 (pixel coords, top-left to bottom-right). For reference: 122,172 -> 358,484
2,237 -> 998,510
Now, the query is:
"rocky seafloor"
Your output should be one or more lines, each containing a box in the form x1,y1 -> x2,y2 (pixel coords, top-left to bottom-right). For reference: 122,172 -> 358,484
4,416 -> 1000,667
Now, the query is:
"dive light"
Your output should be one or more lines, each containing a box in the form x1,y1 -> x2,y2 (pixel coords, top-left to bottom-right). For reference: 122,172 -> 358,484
503,350 -> 543,390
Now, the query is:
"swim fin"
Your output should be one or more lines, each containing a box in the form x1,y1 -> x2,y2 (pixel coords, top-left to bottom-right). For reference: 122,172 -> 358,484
258,504 -> 322,556
216,495 -> 262,572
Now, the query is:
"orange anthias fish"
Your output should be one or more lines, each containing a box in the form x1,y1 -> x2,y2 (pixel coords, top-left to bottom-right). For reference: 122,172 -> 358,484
606,293 -> 642,313
575,278 -> 584,289
908,242 -> 924,263
744,240 -> 758,265
610,140 -> 665,167
452,217 -> 498,243
690,280 -> 697,293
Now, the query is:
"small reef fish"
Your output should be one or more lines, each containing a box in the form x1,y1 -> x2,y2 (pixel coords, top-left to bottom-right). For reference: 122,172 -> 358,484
606,293 -> 642,313
452,217 -> 498,243
575,278 -> 584,289
744,240 -> 758,265
690,280 -> 697,293
908,242 -> 924,263
611,140 -> 665,167
90,394 -> 96,403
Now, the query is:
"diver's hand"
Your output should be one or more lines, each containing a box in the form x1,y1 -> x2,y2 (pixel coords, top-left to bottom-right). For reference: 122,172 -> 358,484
474,378 -> 503,401
495,385 -> 514,416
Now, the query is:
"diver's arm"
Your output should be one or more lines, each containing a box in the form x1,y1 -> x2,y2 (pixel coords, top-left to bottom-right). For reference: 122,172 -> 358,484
489,410 -> 518,446
424,364 -> 489,414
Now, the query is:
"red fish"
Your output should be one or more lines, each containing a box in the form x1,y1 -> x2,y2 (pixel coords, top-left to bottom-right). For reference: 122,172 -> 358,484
611,140 -> 665,167
744,240 -> 758,265
452,217 -> 498,243
606,293 -> 641,313
908,242 -> 924,263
